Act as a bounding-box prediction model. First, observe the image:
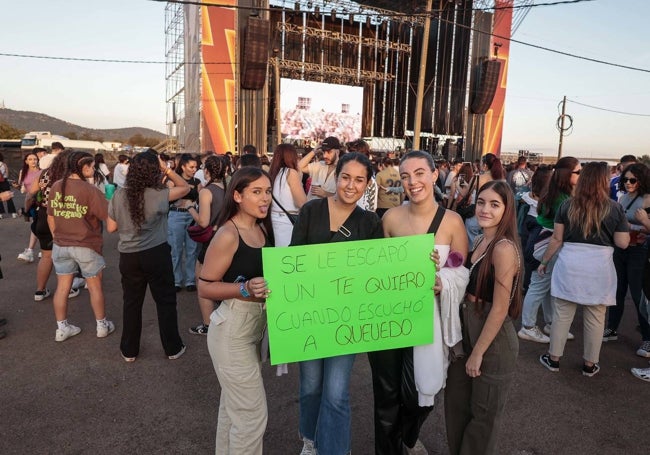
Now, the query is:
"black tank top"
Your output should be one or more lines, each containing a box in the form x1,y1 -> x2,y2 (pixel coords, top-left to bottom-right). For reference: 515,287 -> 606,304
465,252 -> 495,303
222,222 -> 271,283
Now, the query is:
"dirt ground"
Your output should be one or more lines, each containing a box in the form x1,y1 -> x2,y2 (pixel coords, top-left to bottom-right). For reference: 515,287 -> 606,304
1,194 -> 647,454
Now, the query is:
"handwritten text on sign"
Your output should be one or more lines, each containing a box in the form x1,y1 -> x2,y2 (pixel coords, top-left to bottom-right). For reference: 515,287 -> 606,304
262,234 -> 435,364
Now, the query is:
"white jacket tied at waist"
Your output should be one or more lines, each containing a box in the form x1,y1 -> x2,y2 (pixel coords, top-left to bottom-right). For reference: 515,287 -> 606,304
551,242 -> 616,306
413,265 -> 469,407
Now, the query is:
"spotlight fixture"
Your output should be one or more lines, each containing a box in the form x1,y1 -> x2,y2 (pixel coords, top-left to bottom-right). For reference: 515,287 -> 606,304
331,9 -> 337,21
294,1 -> 300,12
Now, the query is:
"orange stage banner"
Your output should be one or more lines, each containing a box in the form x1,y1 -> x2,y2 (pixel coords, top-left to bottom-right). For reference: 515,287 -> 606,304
482,0 -> 513,156
201,0 -> 236,153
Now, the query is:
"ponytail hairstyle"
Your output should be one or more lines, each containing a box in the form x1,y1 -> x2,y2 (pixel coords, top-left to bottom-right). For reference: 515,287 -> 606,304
482,153 -> 505,180
204,155 -> 227,190
61,151 -> 94,198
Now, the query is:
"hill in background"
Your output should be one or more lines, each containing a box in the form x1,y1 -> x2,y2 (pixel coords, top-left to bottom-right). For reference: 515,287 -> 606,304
0,107 -> 165,142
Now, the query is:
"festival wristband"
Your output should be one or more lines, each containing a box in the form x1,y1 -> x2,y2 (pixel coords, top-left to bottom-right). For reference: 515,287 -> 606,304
239,281 -> 250,298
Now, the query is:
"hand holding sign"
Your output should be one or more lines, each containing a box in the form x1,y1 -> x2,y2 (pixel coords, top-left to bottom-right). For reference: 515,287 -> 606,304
262,234 -> 435,364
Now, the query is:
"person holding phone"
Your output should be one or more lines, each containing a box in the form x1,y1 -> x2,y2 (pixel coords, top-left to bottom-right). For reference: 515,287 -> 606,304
298,137 -> 342,201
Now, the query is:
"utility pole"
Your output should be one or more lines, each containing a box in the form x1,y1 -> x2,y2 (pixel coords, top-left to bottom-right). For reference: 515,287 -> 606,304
557,95 -> 567,160
413,0 -> 433,151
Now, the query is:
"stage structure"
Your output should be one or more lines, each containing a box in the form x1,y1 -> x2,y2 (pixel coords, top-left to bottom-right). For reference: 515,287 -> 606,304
164,1 -> 526,159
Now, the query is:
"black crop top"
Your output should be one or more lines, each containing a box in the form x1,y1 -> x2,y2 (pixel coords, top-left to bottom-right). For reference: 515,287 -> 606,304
464,252 -> 495,303
222,224 -> 271,283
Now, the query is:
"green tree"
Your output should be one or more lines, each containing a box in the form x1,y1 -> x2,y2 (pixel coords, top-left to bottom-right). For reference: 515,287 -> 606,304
0,121 -> 26,139
639,155 -> 650,167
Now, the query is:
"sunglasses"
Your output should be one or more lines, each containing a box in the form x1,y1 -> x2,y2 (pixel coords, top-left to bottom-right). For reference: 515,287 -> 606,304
622,177 -> 638,184
571,170 -> 581,175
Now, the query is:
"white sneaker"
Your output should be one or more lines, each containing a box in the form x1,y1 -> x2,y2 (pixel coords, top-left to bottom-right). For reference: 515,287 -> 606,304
518,326 -> 550,343
55,324 -> 81,342
68,288 -> 80,299
405,439 -> 428,454
96,320 -> 115,338
72,277 -> 86,290
17,249 -> 34,263
168,345 -> 186,360
631,367 -> 650,382
300,438 -> 317,455
544,324 -> 575,341
11,213 -> 17,219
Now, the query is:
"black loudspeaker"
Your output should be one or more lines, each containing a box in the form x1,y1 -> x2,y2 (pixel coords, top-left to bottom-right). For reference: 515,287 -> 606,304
470,59 -> 501,114
241,17 -> 270,90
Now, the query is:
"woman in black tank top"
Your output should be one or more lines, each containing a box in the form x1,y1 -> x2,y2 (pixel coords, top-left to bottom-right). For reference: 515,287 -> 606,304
445,180 -> 522,455
197,167 -> 273,455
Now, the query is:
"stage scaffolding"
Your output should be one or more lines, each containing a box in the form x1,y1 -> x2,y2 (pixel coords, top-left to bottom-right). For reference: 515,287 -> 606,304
164,2 -> 185,152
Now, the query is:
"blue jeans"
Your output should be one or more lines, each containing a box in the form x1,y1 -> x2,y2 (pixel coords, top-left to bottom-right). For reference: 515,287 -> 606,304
299,354 -> 355,455
464,216 -> 482,246
609,245 -> 650,340
167,210 -> 199,287
521,254 -> 556,328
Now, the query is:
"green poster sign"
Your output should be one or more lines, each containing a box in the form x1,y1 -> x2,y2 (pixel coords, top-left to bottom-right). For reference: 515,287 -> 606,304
262,234 -> 435,365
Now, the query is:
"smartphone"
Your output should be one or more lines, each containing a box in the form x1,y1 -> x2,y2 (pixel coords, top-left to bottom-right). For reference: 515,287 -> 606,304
166,161 -> 173,168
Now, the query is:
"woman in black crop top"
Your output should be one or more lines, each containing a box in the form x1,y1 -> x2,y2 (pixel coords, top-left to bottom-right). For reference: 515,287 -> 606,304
197,167 -> 273,455
445,180 -> 523,455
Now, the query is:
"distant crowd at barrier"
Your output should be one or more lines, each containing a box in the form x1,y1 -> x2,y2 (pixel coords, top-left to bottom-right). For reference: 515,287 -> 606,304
1,140 -> 649,455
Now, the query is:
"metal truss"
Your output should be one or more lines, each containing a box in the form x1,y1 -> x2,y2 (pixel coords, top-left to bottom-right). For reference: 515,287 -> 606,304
277,22 -> 411,53
271,57 -> 394,83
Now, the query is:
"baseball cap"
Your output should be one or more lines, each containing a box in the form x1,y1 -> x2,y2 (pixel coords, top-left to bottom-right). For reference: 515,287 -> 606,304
321,136 -> 342,151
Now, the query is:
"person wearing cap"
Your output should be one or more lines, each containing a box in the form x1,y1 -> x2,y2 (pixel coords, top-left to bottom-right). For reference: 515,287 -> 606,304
38,141 -> 65,171
298,136 -> 341,201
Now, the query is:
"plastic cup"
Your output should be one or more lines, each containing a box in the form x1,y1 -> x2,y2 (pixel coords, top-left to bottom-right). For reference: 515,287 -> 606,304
105,183 -> 116,200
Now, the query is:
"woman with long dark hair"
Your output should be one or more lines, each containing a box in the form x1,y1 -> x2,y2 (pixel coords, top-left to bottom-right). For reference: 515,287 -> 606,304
198,166 -> 273,455
518,157 -> 580,344
167,153 -> 202,291
539,162 -> 629,376
25,151 -> 81,301
290,153 -> 382,455
186,155 -> 228,335
47,151 -> 112,342
16,152 -> 41,263
269,143 -> 307,247
604,163 -> 650,357
445,180 -> 523,455
106,150 -> 189,361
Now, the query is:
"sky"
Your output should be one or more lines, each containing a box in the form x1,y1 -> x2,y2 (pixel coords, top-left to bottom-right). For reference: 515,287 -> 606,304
0,0 -> 648,160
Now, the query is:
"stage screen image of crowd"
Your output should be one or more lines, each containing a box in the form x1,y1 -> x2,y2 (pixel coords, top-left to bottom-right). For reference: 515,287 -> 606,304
280,78 -> 363,147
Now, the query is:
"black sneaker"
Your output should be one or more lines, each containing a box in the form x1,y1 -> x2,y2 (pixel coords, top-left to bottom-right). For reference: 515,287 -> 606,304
602,328 -> 618,342
539,354 -> 560,372
582,363 -> 600,377
189,323 -> 209,335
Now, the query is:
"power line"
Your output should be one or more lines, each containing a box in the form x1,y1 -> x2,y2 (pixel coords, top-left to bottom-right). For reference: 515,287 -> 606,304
567,99 -> 650,117
152,0 -> 595,15
1,0 -> 646,75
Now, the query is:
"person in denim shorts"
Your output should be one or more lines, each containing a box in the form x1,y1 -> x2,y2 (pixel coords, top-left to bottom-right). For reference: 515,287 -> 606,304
47,151 -> 113,342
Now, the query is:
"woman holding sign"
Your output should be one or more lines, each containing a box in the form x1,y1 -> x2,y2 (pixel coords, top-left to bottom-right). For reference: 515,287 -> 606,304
445,180 -> 523,455
198,166 -> 273,455
373,150 -> 469,455
290,152 -> 382,455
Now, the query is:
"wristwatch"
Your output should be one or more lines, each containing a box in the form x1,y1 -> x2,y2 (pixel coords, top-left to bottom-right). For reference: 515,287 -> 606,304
239,281 -> 250,298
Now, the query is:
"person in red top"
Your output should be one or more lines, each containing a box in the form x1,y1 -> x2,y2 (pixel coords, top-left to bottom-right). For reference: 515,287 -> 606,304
47,151 -> 112,342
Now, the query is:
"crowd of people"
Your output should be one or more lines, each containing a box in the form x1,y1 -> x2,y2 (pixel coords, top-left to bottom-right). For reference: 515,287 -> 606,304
1,139 -> 649,455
